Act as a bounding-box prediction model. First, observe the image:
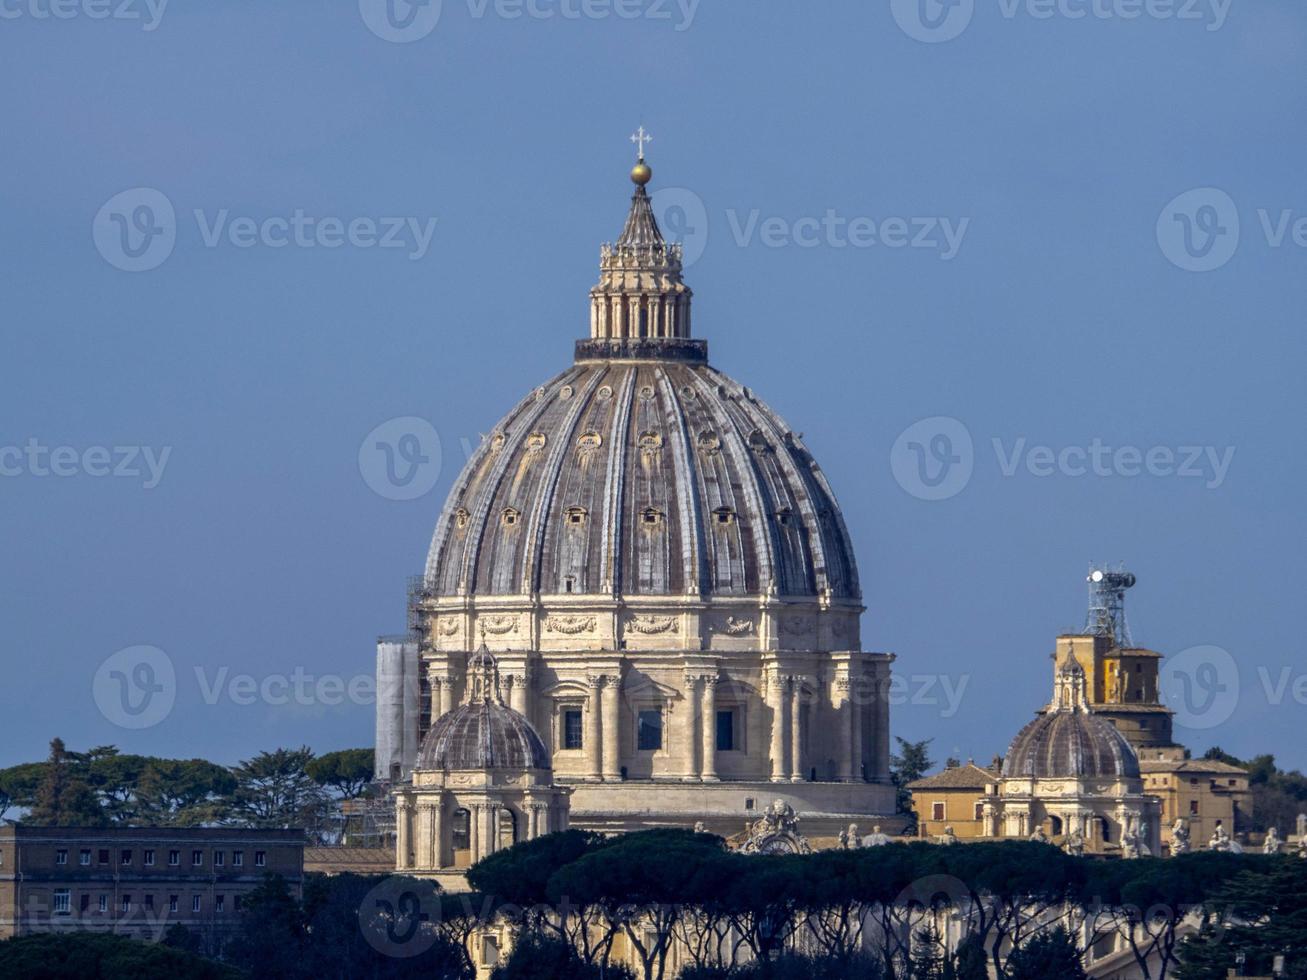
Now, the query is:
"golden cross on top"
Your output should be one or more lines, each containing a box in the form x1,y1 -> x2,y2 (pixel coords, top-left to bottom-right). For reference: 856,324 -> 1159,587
630,126 -> 653,160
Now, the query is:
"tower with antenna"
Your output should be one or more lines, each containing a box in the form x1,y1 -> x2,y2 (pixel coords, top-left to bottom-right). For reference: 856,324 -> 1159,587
1085,564 -> 1137,648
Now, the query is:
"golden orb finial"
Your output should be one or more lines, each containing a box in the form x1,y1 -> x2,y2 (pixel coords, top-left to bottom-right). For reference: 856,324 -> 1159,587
630,160 -> 652,186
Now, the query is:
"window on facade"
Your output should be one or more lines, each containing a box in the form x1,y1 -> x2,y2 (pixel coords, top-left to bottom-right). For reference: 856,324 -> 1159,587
144,895 -> 154,909
144,849 -> 155,866
715,709 -> 735,751
55,849 -> 68,865
99,895 -> 108,913
974,802 -> 984,821
1190,800 -> 1200,815
452,809 -> 471,851
120,850 -> 132,865
233,851 -> 244,867
121,895 -> 132,913
53,890 -> 71,914
214,851 -> 225,867
169,896 -> 179,913
80,894 -> 90,913
80,849 -> 91,866
192,850 -> 203,867
637,709 -> 663,751
234,895 -> 243,912
169,850 -> 180,866
216,896 -> 225,913
932,802 -> 946,822
563,708 -> 584,750
98,849 -> 110,865
254,851 -> 266,868
192,895 -> 202,913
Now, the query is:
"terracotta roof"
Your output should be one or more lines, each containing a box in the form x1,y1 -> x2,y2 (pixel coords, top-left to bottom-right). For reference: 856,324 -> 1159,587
907,763 -> 999,790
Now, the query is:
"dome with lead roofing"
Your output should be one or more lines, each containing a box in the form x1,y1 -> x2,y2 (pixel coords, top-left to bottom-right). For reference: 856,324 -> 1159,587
422,164 -> 860,603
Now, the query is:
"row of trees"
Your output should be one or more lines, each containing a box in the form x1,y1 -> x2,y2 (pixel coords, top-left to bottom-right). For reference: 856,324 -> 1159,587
462,829 -> 1307,980
0,738 -> 373,836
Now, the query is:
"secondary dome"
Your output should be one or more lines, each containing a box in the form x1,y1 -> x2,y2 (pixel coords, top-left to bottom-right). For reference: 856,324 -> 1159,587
1002,654 -> 1140,780
423,162 -> 859,602
418,646 -> 551,771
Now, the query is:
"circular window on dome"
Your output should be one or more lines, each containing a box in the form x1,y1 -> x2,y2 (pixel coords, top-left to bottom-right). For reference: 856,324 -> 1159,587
454,507 -> 470,529
680,385 -> 697,400
638,385 -> 655,401
576,431 -> 603,455
525,432 -> 547,456
490,432 -> 506,454
559,384 -> 574,400
597,385 -> 613,401
696,432 -> 721,455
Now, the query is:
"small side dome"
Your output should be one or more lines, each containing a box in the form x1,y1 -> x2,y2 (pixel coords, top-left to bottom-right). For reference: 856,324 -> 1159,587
1000,646 -> 1141,780
417,645 -> 551,772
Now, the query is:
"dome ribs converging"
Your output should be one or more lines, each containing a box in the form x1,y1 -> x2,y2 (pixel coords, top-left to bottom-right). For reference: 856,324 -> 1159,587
599,366 -> 637,596
656,367 -> 706,596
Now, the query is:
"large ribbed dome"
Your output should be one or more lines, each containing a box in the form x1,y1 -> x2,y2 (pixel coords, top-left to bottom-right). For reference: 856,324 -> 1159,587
424,360 -> 859,599
1002,654 -> 1140,780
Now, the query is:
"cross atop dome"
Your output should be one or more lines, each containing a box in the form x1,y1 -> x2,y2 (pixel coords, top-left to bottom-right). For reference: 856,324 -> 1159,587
630,125 -> 653,160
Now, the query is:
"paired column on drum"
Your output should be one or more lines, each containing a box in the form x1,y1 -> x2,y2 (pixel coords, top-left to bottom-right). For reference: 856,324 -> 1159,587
396,796 -> 412,869
767,671 -> 804,782
584,672 -> 622,782
426,664 -> 454,722
680,671 -> 719,782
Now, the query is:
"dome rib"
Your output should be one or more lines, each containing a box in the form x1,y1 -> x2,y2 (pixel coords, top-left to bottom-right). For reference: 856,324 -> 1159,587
521,367 -> 608,595
685,369 -> 778,593
656,368 -> 706,596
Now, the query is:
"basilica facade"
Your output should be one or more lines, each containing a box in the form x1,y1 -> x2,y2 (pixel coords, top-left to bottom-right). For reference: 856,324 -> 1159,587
377,151 -> 896,861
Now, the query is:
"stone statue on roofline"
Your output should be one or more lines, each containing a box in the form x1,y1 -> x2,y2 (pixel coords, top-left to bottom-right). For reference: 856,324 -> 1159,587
1170,818 -> 1191,856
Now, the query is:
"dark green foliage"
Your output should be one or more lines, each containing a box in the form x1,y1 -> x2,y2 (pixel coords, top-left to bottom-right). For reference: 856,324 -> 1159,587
225,872 -> 471,979
1004,926 -> 1086,980
305,748 -> 375,799
228,747 -> 328,829
0,931 -> 238,980
490,934 -> 634,980
26,739 -> 105,827
890,738 -> 933,827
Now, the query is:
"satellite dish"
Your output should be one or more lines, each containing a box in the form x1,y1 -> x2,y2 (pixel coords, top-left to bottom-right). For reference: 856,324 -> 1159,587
1090,570 -> 1104,583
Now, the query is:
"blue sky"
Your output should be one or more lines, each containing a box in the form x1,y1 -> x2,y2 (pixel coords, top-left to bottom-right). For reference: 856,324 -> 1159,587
1,0 -> 1304,773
